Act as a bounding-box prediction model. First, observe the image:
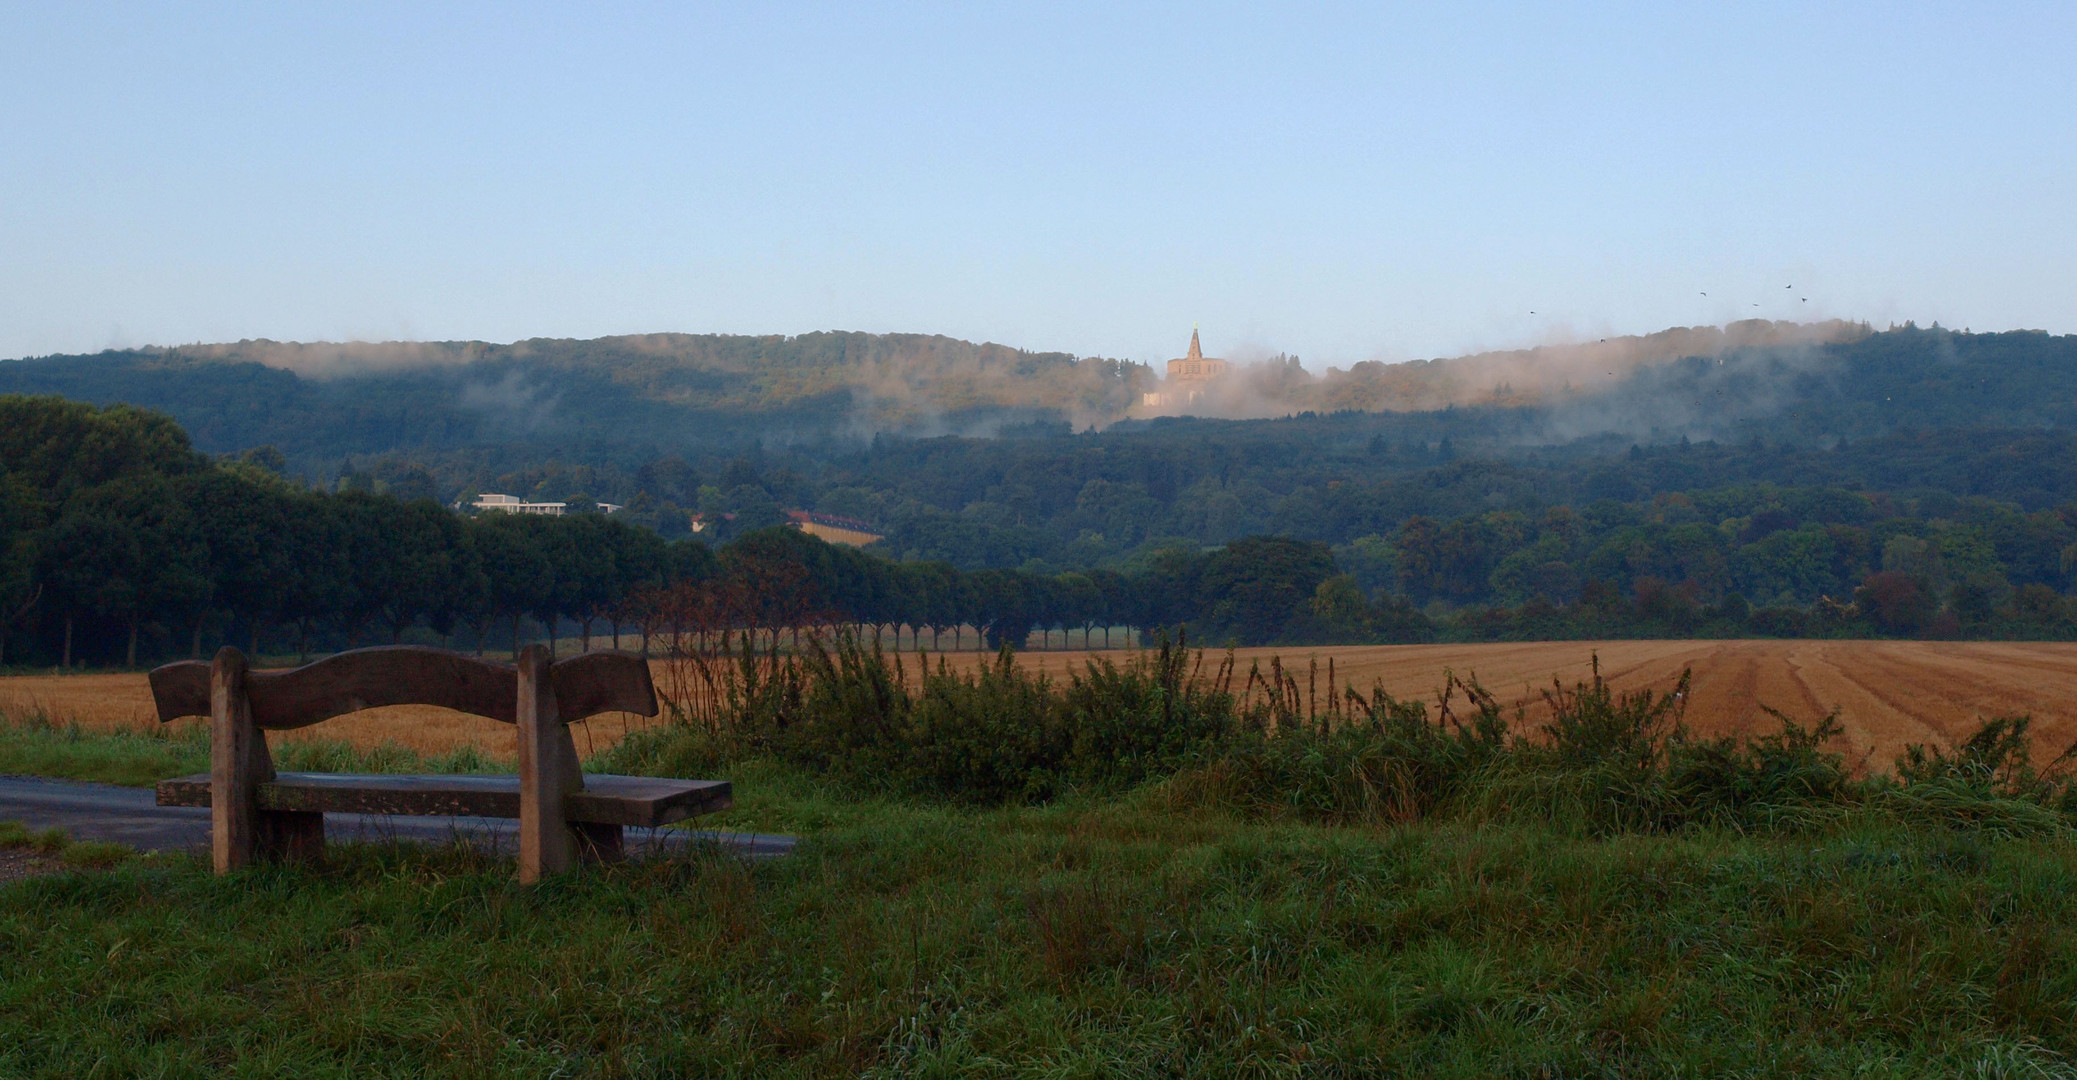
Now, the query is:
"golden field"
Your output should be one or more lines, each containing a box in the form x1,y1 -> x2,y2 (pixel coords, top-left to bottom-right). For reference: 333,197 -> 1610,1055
5,640 -> 2076,773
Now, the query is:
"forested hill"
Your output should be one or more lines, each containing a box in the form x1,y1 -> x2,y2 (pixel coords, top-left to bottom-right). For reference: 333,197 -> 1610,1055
9,323 -> 2077,580
0,332 -> 1145,472
15,325 -> 2077,659
0,318 -> 1882,476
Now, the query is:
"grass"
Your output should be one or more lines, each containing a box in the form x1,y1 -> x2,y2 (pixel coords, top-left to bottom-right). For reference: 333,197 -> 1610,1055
5,647 -> 2077,1074
0,705 -> 509,787
0,705 -> 212,786
3,789 -> 2077,1076
0,820 -> 134,869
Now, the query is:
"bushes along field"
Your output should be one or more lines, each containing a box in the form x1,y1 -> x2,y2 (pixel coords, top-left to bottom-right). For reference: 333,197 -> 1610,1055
605,635 -> 2077,838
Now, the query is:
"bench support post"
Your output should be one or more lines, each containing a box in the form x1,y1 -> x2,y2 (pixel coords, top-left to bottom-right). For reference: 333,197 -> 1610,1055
210,647 -> 269,873
212,647 -> 326,871
517,644 -> 583,882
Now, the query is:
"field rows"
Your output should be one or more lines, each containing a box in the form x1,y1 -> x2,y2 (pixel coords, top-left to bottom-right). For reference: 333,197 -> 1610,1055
6,640 -> 2076,773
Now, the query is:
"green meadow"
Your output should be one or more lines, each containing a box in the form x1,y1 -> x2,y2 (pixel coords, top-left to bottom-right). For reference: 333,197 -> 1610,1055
4,641 -> 2076,1077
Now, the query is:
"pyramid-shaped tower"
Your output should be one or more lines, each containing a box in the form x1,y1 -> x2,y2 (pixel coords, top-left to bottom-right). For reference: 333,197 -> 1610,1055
1164,328 -> 1228,383
1145,328 -> 1230,408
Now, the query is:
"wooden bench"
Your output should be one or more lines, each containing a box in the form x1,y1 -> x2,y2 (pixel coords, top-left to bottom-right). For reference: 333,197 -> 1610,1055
148,644 -> 729,881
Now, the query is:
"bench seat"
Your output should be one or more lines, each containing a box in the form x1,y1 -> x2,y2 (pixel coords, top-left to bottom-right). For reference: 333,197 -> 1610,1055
158,772 -> 731,828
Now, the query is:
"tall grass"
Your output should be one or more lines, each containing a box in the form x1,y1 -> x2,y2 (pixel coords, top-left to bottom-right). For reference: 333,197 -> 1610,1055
9,634 -> 2072,840
0,703 -> 209,786
606,632 -> 1234,803
1167,670 -> 1508,824
606,634 -> 2077,837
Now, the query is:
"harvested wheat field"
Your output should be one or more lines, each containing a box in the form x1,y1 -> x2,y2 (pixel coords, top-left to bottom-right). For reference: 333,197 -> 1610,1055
5,640 -> 2076,773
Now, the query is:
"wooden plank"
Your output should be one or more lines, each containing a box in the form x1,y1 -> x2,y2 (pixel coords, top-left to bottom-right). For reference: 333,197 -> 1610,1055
156,773 -> 732,827
149,661 -> 210,724
149,646 -> 659,727
569,777 -> 731,827
551,650 -> 659,721
256,646 -> 521,728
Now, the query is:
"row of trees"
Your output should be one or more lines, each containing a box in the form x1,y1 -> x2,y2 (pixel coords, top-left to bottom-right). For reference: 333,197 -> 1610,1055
14,393 -> 2077,670
3,395 -> 1360,667
1366,487 -> 2077,616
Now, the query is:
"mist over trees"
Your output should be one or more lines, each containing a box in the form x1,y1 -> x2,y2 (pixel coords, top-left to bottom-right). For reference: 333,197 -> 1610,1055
11,325 -> 2075,568
12,325 -> 2077,664
9,324 -> 2069,491
0,331 -> 1148,473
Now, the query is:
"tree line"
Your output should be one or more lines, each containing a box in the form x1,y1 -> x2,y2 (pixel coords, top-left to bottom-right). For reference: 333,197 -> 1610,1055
0,396 -> 1362,668
12,393 -> 2077,671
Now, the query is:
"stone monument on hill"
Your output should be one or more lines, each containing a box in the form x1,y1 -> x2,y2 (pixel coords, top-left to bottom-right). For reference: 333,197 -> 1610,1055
1142,328 -> 1230,407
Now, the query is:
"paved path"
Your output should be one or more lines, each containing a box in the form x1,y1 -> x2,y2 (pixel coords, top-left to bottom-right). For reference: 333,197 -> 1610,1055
0,774 -> 796,859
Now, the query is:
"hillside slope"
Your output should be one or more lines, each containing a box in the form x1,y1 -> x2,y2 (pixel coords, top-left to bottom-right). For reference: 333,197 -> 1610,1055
0,320 -> 1903,471
9,323 -> 2077,573
0,332 -> 1145,470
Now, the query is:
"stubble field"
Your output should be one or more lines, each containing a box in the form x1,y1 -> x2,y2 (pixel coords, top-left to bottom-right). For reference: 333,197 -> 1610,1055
4,639 -> 2074,773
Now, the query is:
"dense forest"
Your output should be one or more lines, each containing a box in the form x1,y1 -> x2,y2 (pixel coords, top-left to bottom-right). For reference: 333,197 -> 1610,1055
14,351 -> 2077,668
0,332 -> 1145,473
11,323 -> 2077,664
0,395 -> 1398,667
0,320 -> 1866,477
11,326 -> 2077,572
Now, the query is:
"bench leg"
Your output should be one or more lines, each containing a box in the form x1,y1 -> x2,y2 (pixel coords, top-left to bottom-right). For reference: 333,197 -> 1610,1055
573,822 -> 623,864
211,647 -> 272,874
257,810 -> 325,863
516,645 -> 580,882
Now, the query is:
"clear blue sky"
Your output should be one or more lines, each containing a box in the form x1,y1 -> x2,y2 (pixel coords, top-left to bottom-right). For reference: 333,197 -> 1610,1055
3,2 -> 2072,367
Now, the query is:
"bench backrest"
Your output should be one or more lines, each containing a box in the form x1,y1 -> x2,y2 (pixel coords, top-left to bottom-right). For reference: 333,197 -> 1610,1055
147,645 -> 657,728
148,644 -> 658,880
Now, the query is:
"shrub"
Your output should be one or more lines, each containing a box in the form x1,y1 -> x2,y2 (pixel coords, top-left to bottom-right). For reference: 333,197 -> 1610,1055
1055,640 -> 1235,791
616,633 -> 2077,840
1662,707 -> 1853,830
1878,714 -> 2077,834
1168,673 -> 1506,824
622,631 -> 1241,804
1474,660 -> 1859,834
1895,715 -> 2070,802
870,645 -> 1060,803
1469,659 -> 1691,834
